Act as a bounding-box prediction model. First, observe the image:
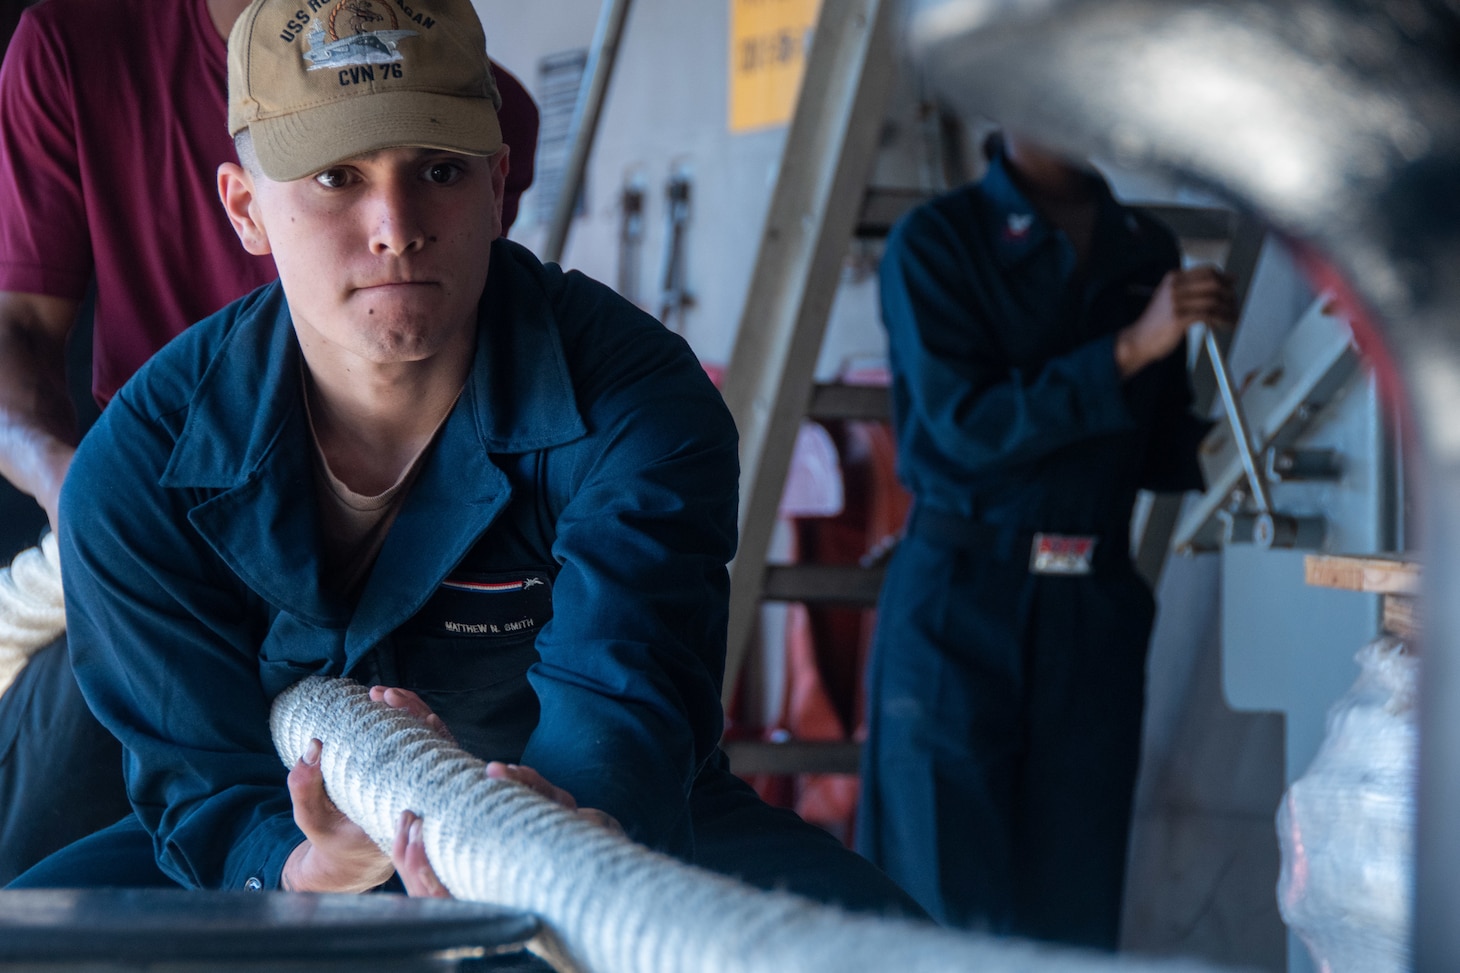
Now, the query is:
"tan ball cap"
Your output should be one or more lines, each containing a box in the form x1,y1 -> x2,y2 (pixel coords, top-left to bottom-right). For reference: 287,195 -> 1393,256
228,0 -> 503,181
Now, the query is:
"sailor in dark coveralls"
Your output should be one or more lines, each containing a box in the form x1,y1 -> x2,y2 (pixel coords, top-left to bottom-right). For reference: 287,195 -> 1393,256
857,132 -> 1235,950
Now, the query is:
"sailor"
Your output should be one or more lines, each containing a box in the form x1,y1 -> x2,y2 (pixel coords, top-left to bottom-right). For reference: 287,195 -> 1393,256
0,0 -> 539,886
11,0 -> 922,918
857,132 -> 1235,948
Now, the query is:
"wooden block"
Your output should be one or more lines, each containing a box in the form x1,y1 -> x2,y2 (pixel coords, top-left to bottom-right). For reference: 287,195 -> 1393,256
1304,553 -> 1421,595
1384,594 -> 1419,640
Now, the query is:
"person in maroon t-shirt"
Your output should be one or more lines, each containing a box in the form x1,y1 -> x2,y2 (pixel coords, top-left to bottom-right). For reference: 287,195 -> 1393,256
0,0 -> 538,885
0,0 -> 537,532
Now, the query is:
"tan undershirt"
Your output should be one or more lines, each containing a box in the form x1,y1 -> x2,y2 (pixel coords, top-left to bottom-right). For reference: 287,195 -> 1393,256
304,377 -> 461,599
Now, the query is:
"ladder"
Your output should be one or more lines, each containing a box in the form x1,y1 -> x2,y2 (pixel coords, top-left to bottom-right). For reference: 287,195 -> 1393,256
717,0 -> 1270,775
717,0 -> 899,718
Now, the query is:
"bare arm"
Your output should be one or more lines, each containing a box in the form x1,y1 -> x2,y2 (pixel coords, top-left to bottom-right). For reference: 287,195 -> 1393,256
0,290 -> 81,532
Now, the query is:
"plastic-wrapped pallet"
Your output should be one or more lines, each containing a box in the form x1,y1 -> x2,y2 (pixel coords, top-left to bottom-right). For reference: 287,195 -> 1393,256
1277,635 -> 1417,973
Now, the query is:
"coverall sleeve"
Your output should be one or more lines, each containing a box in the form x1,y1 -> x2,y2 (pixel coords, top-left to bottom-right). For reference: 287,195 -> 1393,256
1137,335 -> 1213,492
519,318 -> 738,853
880,205 -> 1138,476
60,400 -> 303,891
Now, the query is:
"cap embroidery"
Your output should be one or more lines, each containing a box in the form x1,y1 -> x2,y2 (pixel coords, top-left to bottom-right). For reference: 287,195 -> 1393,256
303,0 -> 418,70
237,0 -> 502,179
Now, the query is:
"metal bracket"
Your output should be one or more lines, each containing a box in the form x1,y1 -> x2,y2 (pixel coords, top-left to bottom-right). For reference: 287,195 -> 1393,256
1173,295 -> 1359,553
1266,447 -> 1342,483
617,173 -> 646,306
657,169 -> 695,332
1219,509 -> 1327,550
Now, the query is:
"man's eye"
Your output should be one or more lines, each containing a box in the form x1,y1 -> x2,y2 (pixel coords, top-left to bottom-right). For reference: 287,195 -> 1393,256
424,162 -> 463,185
314,168 -> 352,189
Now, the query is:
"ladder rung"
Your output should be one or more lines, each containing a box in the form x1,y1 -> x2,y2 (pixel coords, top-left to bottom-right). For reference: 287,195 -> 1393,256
857,195 -> 1236,245
856,187 -> 932,238
723,739 -> 862,775
762,564 -> 885,605
807,383 -> 891,421
1136,204 -> 1238,243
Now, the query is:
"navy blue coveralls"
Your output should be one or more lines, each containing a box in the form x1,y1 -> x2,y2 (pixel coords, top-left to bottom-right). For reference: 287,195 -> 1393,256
21,240 -> 919,917
856,152 -> 1208,948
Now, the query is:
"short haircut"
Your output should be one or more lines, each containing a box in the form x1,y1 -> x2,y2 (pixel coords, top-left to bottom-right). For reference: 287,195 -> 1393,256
234,129 -> 262,178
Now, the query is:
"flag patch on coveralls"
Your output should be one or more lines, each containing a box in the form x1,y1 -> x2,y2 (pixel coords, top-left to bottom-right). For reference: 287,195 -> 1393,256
409,571 -> 553,638
1029,534 -> 1097,575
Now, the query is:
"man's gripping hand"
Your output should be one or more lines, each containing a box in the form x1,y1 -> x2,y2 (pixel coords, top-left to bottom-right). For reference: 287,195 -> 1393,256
486,762 -> 625,836
280,686 -> 451,893
368,685 -> 456,744
369,686 -> 622,838
283,685 -> 623,896
1114,266 -> 1237,378
282,736 -> 395,893
390,762 -> 625,899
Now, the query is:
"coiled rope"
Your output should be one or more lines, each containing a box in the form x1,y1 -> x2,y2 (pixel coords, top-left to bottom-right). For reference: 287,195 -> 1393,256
0,536 -> 65,697
271,676 -> 1228,973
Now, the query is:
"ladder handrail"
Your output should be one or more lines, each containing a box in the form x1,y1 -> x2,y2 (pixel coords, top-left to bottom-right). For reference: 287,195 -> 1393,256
541,0 -> 635,266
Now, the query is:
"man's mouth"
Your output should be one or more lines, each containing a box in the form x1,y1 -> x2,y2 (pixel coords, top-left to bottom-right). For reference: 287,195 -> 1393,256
355,279 -> 436,292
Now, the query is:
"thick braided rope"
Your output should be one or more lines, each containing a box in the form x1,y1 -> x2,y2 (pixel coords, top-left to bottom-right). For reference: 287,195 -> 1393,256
271,676 -> 1229,973
0,535 -> 65,697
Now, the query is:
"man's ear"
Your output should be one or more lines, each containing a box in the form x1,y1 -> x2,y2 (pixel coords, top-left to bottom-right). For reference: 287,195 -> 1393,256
218,161 -> 272,256
490,145 -> 510,238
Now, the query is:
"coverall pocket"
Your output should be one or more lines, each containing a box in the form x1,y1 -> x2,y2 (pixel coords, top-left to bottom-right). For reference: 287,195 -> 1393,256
399,637 -> 543,763
393,569 -> 554,761
398,569 -> 553,646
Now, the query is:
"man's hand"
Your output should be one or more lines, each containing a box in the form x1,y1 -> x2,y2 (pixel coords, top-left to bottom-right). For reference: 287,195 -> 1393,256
287,684 -> 623,896
487,762 -> 626,836
392,809 -> 450,898
367,685 -> 456,743
1114,266 -> 1237,379
370,687 -> 622,836
282,737 -> 395,893
281,687 -> 452,894
389,762 -> 625,900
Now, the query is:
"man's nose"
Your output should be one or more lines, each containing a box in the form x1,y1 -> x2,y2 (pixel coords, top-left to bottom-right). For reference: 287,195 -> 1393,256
368,183 -> 427,256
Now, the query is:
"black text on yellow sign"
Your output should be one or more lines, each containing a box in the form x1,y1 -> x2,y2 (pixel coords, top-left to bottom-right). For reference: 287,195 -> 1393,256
729,0 -> 823,133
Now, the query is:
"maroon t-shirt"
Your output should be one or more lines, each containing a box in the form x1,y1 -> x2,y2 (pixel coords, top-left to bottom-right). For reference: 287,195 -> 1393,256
0,0 -> 538,407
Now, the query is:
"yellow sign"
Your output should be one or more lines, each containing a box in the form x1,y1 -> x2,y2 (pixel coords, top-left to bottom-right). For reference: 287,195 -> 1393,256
729,0 -> 823,133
